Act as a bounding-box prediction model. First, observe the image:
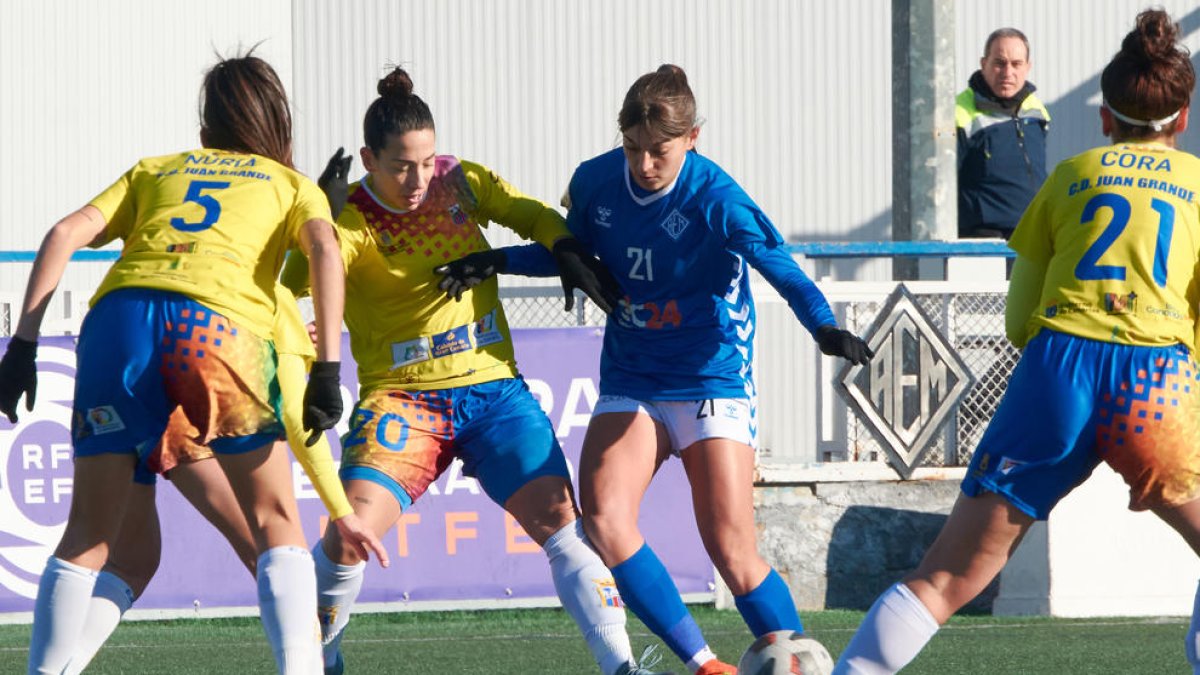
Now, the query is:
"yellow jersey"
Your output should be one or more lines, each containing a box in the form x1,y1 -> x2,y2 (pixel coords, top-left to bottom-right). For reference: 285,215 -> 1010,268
88,149 -> 331,339
1010,142 -> 1200,348
283,156 -> 568,396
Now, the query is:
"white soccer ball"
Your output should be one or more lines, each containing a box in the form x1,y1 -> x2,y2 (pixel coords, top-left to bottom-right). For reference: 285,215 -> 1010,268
737,630 -> 835,675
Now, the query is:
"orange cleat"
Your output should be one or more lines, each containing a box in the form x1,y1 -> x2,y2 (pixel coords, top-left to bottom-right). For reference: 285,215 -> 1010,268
694,659 -> 738,675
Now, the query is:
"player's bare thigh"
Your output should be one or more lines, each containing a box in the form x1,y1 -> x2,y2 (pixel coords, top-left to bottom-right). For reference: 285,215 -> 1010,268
579,411 -> 670,566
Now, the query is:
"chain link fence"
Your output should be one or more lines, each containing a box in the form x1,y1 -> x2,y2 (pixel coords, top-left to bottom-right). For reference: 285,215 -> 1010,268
1,278 -> 1015,470
498,286 -> 607,328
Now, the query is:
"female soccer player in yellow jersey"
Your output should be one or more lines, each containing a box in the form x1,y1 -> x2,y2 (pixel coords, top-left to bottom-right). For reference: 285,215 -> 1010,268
0,53 -> 375,675
282,67 -> 660,675
834,10 -> 1200,674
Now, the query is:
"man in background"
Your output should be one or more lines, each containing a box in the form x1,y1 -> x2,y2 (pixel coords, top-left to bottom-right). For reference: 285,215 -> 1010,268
957,28 -> 1050,240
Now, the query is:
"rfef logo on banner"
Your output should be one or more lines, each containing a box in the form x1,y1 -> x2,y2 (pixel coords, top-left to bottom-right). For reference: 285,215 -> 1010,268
0,338 -> 79,607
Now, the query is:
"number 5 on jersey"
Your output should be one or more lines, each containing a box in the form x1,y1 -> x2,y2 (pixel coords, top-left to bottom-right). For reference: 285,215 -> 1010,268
171,180 -> 231,232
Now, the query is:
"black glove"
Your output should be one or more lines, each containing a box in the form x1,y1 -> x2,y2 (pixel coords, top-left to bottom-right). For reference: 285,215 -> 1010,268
551,238 -> 624,314
0,336 -> 37,423
318,147 -> 354,219
816,325 -> 873,366
434,249 -> 507,301
302,361 -> 343,446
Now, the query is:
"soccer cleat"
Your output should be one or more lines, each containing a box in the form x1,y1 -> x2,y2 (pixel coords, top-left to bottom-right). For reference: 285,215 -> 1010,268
614,645 -> 676,675
324,650 -> 344,675
694,658 -> 738,675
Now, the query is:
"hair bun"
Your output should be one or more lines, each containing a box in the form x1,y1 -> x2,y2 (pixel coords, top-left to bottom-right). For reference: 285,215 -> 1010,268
378,67 -> 415,100
655,64 -> 689,87
1122,9 -> 1183,63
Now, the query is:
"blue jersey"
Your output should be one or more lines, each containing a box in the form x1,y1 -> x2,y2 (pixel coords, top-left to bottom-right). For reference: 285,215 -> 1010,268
561,148 -> 835,399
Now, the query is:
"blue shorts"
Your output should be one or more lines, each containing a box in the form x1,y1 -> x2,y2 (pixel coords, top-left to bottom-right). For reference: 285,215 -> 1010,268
340,377 -> 569,508
962,329 -> 1200,519
73,288 -> 283,481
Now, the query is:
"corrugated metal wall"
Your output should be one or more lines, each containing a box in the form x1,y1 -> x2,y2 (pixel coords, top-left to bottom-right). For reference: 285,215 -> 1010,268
0,0 -> 293,318
288,0 -> 896,253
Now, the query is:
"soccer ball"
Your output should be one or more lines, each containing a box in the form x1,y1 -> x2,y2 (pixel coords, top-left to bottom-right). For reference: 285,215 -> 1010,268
737,630 -> 835,675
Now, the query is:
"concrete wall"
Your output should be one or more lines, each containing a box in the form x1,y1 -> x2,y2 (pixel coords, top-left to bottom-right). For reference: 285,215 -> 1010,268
717,475 -> 999,612
738,465 -> 1200,617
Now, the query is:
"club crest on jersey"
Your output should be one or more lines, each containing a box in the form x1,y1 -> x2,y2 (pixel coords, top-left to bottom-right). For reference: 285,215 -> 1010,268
595,206 -> 613,228
448,203 -> 469,226
660,209 -> 690,240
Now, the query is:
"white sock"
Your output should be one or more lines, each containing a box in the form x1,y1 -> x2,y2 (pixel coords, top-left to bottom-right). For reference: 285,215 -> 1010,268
28,556 -> 100,675
1188,580 -> 1200,674
63,571 -> 135,675
832,583 -> 940,675
544,520 -> 633,675
258,546 -> 321,674
314,542 -> 365,669
686,649 -> 719,673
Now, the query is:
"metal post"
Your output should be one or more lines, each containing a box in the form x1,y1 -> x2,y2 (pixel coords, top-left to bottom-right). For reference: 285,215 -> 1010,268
892,0 -> 957,281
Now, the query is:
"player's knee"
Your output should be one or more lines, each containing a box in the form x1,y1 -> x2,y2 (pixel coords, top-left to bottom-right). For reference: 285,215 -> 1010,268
505,476 -> 576,545
580,510 -> 634,562
321,529 -> 364,566
706,543 -> 764,593
102,560 -> 156,598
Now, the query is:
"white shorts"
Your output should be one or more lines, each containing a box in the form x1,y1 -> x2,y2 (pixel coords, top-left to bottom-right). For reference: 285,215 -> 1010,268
592,394 -> 756,455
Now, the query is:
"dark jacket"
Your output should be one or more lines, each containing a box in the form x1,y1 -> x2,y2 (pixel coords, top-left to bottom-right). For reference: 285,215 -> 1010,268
956,71 -> 1050,237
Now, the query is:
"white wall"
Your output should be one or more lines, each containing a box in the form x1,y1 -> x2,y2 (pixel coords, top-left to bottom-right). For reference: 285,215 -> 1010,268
288,0 -> 896,254
6,2 -> 1200,462
0,0 -> 293,315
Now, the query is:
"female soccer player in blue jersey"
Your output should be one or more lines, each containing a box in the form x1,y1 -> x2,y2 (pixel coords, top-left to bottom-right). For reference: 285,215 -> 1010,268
446,64 -> 872,675
833,10 -> 1200,674
285,67 -> 659,675
0,54 -> 363,675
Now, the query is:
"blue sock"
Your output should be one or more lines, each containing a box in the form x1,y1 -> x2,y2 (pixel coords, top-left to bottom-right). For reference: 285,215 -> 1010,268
610,543 -> 708,664
734,568 -> 803,636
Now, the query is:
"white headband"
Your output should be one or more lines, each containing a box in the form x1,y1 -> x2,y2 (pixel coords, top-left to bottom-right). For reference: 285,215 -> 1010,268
1104,99 -> 1181,132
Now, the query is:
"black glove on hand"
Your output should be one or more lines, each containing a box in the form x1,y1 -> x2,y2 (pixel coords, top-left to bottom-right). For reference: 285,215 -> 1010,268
0,336 -> 37,423
551,238 -> 624,314
434,249 -> 508,301
302,361 -> 343,447
318,147 -> 354,219
816,325 -> 874,366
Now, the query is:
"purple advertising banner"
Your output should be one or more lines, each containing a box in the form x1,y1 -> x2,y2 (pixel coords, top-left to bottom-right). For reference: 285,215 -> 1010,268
0,329 -> 712,614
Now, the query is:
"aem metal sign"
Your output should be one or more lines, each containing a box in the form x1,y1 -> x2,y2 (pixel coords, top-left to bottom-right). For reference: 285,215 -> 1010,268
837,284 -> 973,478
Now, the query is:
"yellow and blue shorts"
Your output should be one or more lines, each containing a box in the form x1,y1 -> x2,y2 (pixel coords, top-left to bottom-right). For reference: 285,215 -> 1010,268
141,407 -> 220,482
72,288 -> 283,482
340,376 -> 568,509
963,328 -> 1200,518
